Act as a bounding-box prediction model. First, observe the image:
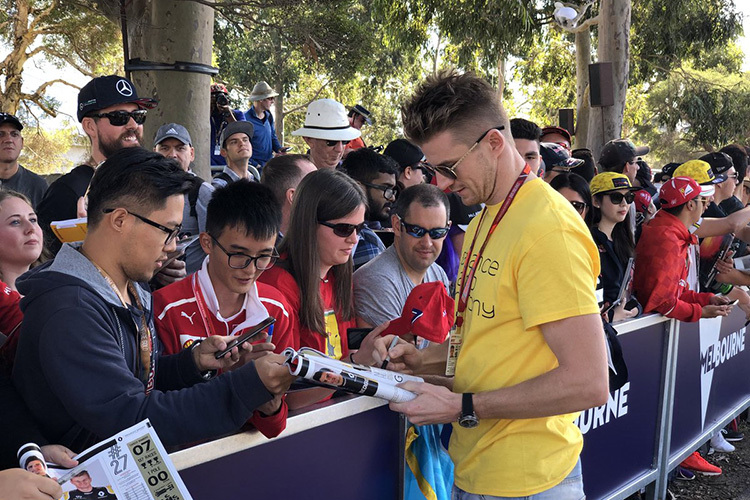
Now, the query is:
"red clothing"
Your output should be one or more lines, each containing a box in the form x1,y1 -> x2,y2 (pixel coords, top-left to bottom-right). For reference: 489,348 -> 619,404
634,211 -> 713,322
346,136 -> 365,151
153,274 -> 294,438
0,282 -> 23,373
259,266 -> 355,360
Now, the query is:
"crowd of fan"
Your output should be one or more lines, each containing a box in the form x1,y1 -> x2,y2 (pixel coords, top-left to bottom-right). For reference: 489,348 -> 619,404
0,72 -> 747,498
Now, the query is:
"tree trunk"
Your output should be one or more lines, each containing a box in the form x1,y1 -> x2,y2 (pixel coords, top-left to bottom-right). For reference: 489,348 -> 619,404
125,0 -> 214,180
574,29 -> 592,149
592,0 -> 631,160
1,0 -> 33,114
272,29 -> 285,145
497,54 -> 506,96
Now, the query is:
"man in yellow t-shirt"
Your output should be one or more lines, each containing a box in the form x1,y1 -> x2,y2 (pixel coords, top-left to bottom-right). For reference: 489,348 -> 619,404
390,70 -> 609,499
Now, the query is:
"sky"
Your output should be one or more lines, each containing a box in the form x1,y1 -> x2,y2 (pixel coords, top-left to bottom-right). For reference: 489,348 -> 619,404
11,5 -> 750,132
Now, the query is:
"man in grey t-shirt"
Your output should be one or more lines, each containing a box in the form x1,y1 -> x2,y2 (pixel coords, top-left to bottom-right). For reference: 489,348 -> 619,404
354,184 -> 451,327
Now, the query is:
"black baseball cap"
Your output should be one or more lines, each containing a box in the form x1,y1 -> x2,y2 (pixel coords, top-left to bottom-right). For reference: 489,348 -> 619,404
154,123 -> 192,146
0,113 -> 23,131
77,75 -> 157,122
599,139 -> 649,170
699,152 -> 734,177
384,139 -> 425,169
219,121 -> 254,148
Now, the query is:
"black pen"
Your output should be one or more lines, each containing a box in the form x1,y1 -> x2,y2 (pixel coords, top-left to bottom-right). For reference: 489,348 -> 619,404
380,337 -> 400,369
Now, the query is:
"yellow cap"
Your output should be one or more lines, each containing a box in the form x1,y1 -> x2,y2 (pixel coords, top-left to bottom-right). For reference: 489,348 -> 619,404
589,172 -> 635,196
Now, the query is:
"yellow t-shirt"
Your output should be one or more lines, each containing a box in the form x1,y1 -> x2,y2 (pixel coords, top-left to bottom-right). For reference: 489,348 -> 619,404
450,178 -> 600,497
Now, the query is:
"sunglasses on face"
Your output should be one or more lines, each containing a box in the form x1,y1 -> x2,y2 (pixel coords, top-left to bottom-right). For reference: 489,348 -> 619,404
361,181 -> 398,200
319,220 -> 366,238
89,110 -> 147,126
602,191 -> 635,205
432,125 -> 506,179
103,208 -> 181,245
325,139 -> 351,147
397,216 -> 450,239
210,235 -> 278,270
570,201 -> 588,214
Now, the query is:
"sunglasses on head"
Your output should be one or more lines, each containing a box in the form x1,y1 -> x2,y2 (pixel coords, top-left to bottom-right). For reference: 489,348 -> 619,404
569,201 -> 588,214
325,139 -> 351,147
602,191 -> 635,205
397,216 -> 450,239
89,110 -> 147,126
319,220 -> 366,237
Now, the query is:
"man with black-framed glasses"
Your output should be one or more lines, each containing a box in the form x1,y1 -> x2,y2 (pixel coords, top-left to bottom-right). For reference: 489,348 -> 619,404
38,75 -> 156,256
154,179 -> 296,438
342,148 -> 400,268
354,184 -> 451,330
14,148 -> 295,452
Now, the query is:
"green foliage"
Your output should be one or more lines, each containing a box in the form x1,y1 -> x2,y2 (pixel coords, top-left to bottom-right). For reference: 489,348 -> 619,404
512,29 -> 577,126
646,66 -> 750,154
631,0 -> 743,83
19,123 -> 84,175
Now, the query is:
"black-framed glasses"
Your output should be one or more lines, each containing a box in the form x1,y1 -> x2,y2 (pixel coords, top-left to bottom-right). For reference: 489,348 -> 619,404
361,182 -> 398,200
103,208 -> 181,245
89,110 -> 147,126
603,191 -> 636,205
325,139 -> 350,147
570,201 -> 588,214
319,220 -> 366,238
209,235 -> 278,270
432,125 -> 505,179
397,216 -> 450,239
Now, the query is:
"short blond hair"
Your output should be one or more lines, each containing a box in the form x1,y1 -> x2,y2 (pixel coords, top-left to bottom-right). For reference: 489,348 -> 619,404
401,69 -> 510,146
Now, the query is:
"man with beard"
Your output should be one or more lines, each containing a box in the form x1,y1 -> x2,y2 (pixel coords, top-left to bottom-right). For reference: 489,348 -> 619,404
353,183 -> 450,328
37,75 -> 156,255
341,148 -> 399,268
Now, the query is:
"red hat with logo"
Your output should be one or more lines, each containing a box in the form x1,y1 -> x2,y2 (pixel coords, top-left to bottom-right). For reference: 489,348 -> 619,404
385,282 -> 454,343
659,176 -> 701,208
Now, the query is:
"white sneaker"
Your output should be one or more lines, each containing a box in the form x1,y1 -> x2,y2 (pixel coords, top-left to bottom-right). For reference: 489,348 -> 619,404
709,431 -> 736,454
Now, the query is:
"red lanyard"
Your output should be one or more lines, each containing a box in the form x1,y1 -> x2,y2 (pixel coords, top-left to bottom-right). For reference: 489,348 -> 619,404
456,164 -> 531,326
191,274 -> 220,338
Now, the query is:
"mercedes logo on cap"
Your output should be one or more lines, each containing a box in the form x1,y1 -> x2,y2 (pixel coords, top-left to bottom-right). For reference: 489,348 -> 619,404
116,79 -> 133,97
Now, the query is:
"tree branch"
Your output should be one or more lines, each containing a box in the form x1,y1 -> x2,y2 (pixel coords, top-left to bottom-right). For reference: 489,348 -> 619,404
38,48 -> 98,77
29,0 -> 60,32
283,79 -> 331,115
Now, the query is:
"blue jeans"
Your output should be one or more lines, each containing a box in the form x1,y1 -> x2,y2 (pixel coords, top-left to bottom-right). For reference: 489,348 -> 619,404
451,459 -> 585,500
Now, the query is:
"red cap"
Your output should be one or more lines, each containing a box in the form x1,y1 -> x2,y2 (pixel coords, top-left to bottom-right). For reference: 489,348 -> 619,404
211,83 -> 229,94
633,189 -> 652,213
659,176 -> 700,208
385,282 -> 455,343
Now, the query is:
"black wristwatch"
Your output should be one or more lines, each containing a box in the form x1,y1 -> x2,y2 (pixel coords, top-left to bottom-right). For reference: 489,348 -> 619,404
458,393 -> 479,428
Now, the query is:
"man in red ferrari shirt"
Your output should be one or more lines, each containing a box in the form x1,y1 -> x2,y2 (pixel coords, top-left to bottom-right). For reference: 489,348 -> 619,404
153,180 -> 294,438
634,176 -> 732,321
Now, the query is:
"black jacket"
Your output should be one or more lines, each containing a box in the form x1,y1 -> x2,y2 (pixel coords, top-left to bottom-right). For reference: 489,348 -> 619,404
13,244 -> 272,452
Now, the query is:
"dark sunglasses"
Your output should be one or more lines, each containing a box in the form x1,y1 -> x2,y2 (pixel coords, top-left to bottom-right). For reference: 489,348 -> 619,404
89,110 -> 147,126
361,182 -> 398,200
325,139 -> 351,147
432,125 -> 505,179
569,201 -> 588,214
397,216 -> 450,239
210,235 -> 278,270
319,220 -> 366,238
603,191 -> 635,205
103,208 -> 181,245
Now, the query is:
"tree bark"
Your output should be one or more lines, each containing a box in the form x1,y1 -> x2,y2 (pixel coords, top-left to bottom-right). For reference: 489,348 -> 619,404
272,28 -> 285,145
497,54 -> 506,96
1,0 -> 33,114
592,0 -> 631,160
125,0 -> 214,180
574,29 -> 592,149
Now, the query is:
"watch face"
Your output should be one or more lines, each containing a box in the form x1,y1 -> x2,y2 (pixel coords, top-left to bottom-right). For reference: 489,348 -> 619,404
459,414 -> 479,428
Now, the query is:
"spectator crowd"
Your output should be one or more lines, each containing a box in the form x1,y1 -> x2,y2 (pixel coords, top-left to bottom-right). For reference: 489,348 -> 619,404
1,70 -> 749,500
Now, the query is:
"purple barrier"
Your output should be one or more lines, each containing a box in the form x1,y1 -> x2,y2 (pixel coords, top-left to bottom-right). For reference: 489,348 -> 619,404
578,316 -> 668,499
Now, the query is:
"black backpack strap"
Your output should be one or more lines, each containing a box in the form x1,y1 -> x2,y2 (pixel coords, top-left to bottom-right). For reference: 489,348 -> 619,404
186,176 -> 204,218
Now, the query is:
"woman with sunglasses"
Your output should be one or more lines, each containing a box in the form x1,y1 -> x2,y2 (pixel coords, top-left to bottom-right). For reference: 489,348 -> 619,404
549,172 -> 593,227
589,172 -> 641,322
259,169 -> 369,361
